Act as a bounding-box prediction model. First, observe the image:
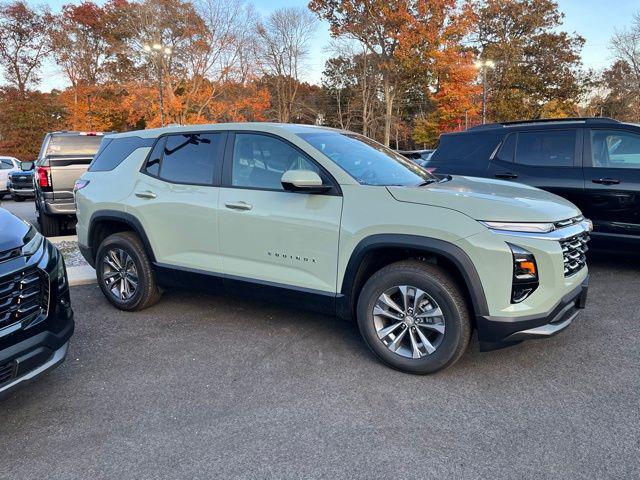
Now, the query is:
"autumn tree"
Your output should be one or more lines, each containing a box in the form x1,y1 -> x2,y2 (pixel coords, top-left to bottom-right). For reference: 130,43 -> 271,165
0,1 -> 52,95
256,7 -> 317,123
471,0 -> 585,122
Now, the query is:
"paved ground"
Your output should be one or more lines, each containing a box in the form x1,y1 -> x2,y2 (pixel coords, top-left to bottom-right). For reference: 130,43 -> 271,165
0,197 -> 38,228
1,254 -> 639,479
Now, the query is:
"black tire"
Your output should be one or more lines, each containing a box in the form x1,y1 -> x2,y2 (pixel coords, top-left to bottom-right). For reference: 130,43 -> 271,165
96,231 -> 161,311
13,195 -> 25,202
357,260 -> 471,374
38,212 -> 61,236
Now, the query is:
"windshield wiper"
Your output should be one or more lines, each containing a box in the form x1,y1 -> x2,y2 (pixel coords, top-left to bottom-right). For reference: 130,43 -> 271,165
416,179 -> 438,187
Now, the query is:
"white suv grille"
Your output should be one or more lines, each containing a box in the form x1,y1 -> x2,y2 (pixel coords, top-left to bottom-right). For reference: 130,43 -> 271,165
560,232 -> 589,276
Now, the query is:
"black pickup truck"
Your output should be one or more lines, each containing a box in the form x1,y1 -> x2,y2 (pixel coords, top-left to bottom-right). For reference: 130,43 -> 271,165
34,131 -> 105,236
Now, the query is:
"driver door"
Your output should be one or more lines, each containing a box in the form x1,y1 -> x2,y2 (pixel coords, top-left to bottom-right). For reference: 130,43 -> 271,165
218,132 -> 343,294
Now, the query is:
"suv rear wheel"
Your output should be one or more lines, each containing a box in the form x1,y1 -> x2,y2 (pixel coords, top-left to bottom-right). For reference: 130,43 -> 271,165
96,231 -> 161,311
356,260 -> 471,374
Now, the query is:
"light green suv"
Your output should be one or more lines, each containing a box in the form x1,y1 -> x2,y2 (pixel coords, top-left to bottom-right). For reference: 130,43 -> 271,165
75,123 -> 591,373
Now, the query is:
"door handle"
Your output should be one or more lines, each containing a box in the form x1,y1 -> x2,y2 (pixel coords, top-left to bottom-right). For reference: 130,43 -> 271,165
592,178 -> 620,185
135,190 -> 156,199
225,201 -> 252,211
495,172 -> 518,179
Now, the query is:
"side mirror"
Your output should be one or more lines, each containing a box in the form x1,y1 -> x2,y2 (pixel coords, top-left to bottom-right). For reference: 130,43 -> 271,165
21,162 -> 33,171
281,170 -> 330,193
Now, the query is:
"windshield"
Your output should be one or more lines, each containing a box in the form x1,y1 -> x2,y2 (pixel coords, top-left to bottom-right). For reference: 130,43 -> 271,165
46,135 -> 104,156
298,132 -> 435,186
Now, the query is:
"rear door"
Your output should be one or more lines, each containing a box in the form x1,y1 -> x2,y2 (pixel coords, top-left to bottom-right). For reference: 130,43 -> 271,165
133,131 -> 225,272
488,129 -> 585,209
582,128 -> 640,238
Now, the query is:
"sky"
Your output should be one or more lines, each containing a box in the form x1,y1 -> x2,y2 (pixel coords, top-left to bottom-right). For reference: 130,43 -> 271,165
28,0 -> 640,92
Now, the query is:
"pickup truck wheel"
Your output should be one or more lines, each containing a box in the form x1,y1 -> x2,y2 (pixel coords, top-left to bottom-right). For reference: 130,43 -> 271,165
357,260 -> 471,374
38,212 -> 61,235
96,232 -> 161,311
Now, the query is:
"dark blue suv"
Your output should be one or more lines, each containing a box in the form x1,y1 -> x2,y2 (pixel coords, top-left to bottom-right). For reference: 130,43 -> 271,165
428,118 -> 640,246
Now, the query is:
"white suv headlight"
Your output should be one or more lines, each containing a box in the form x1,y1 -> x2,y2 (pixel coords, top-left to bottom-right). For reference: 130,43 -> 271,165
480,221 -> 555,234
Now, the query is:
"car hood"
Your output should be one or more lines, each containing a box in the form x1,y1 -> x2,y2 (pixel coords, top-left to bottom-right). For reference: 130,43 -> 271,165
0,208 -> 30,252
387,175 -> 581,222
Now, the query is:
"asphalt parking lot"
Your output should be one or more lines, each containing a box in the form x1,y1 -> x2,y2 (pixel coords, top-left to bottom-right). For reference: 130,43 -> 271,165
1,251 -> 639,479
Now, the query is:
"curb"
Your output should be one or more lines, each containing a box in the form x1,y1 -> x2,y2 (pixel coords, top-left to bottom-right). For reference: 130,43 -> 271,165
67,265 -> 96,287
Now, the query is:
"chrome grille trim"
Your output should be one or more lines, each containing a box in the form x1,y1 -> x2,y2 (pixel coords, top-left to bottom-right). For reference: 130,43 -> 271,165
560,232 -> 589,277
0,267 -> 49,333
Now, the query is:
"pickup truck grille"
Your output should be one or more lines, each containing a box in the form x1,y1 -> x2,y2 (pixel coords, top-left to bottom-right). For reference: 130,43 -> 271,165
0,268 -> 49,331
9,174 -> 33,188
560,233 -> 589,277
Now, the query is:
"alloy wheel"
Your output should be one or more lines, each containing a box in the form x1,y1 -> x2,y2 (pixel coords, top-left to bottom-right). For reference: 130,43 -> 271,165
102,248 -> 138,301
373,285 -> 446,358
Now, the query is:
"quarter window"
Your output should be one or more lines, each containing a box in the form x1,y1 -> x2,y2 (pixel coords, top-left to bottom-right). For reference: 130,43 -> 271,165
231,133 -> 319,190
515,130 -> 576,167
590,130 -> 640,169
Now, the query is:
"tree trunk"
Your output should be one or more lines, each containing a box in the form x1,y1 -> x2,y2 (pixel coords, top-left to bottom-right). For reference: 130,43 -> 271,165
383,76 -> 393,147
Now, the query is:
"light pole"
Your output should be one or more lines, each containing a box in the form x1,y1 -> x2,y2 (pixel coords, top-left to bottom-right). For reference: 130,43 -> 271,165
474,59 -> 495,124
143,43 -> 172,127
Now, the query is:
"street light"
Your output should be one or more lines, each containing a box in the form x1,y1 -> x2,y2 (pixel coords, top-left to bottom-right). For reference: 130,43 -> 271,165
142,42 -> 172,127
474,59 -> 495,124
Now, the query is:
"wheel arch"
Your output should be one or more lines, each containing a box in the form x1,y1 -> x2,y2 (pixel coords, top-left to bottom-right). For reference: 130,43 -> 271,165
87,210 -> 156,267
339,234 -> 489,321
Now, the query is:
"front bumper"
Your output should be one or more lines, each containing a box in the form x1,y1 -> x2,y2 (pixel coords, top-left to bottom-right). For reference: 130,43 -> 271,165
10,187 -> 35,197
477,276 -> 588,351
0,240 -> 75,397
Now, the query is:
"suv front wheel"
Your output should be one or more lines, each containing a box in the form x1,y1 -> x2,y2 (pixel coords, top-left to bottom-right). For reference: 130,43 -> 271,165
357,260 -> 471,374
96,232 -> 162,311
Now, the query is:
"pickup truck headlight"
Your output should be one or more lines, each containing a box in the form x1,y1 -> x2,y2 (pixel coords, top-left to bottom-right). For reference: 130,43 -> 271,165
21,228 -> 43,256
480,221 -> 555,234
508,244 -> 539,304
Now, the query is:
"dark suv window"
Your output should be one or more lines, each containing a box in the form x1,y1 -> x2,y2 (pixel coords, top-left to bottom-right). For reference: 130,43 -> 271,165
430,133 -> 502,168
515,130 -> 576,167
143,133 -> 223,185
590,130 -> 640,168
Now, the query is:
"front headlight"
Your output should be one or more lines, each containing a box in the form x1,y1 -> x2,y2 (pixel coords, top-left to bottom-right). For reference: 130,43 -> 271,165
480,221 -> 555,234
21,228 -> 43,256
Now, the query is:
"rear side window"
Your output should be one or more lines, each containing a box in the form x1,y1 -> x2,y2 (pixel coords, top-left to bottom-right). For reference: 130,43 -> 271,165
430,133 -> 501,167
89,137 -> 155,172
515,130 -> 576,167
142,133 -> 224,185
46,135 -> 104,156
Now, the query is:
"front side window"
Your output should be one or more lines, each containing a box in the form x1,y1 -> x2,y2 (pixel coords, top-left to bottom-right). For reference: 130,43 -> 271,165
231,133 -> 319,190
298,132 -> 434,186
515,130 -> 575,167
142,133 -> 222,185
591,130 -> 640,169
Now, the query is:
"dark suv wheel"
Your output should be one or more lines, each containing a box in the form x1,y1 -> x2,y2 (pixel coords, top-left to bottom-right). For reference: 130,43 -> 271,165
96,231 -> 162,311
357,260 -> 471,374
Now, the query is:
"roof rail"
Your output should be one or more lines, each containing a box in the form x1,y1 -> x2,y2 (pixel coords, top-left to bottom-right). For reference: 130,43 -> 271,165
468,117 -> 620,131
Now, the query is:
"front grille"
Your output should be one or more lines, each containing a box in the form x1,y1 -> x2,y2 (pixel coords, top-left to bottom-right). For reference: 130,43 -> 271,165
560,232 -> 589,276
10,175 -> 33,188
0,361 -> 16,384
0,267 -> 48,331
